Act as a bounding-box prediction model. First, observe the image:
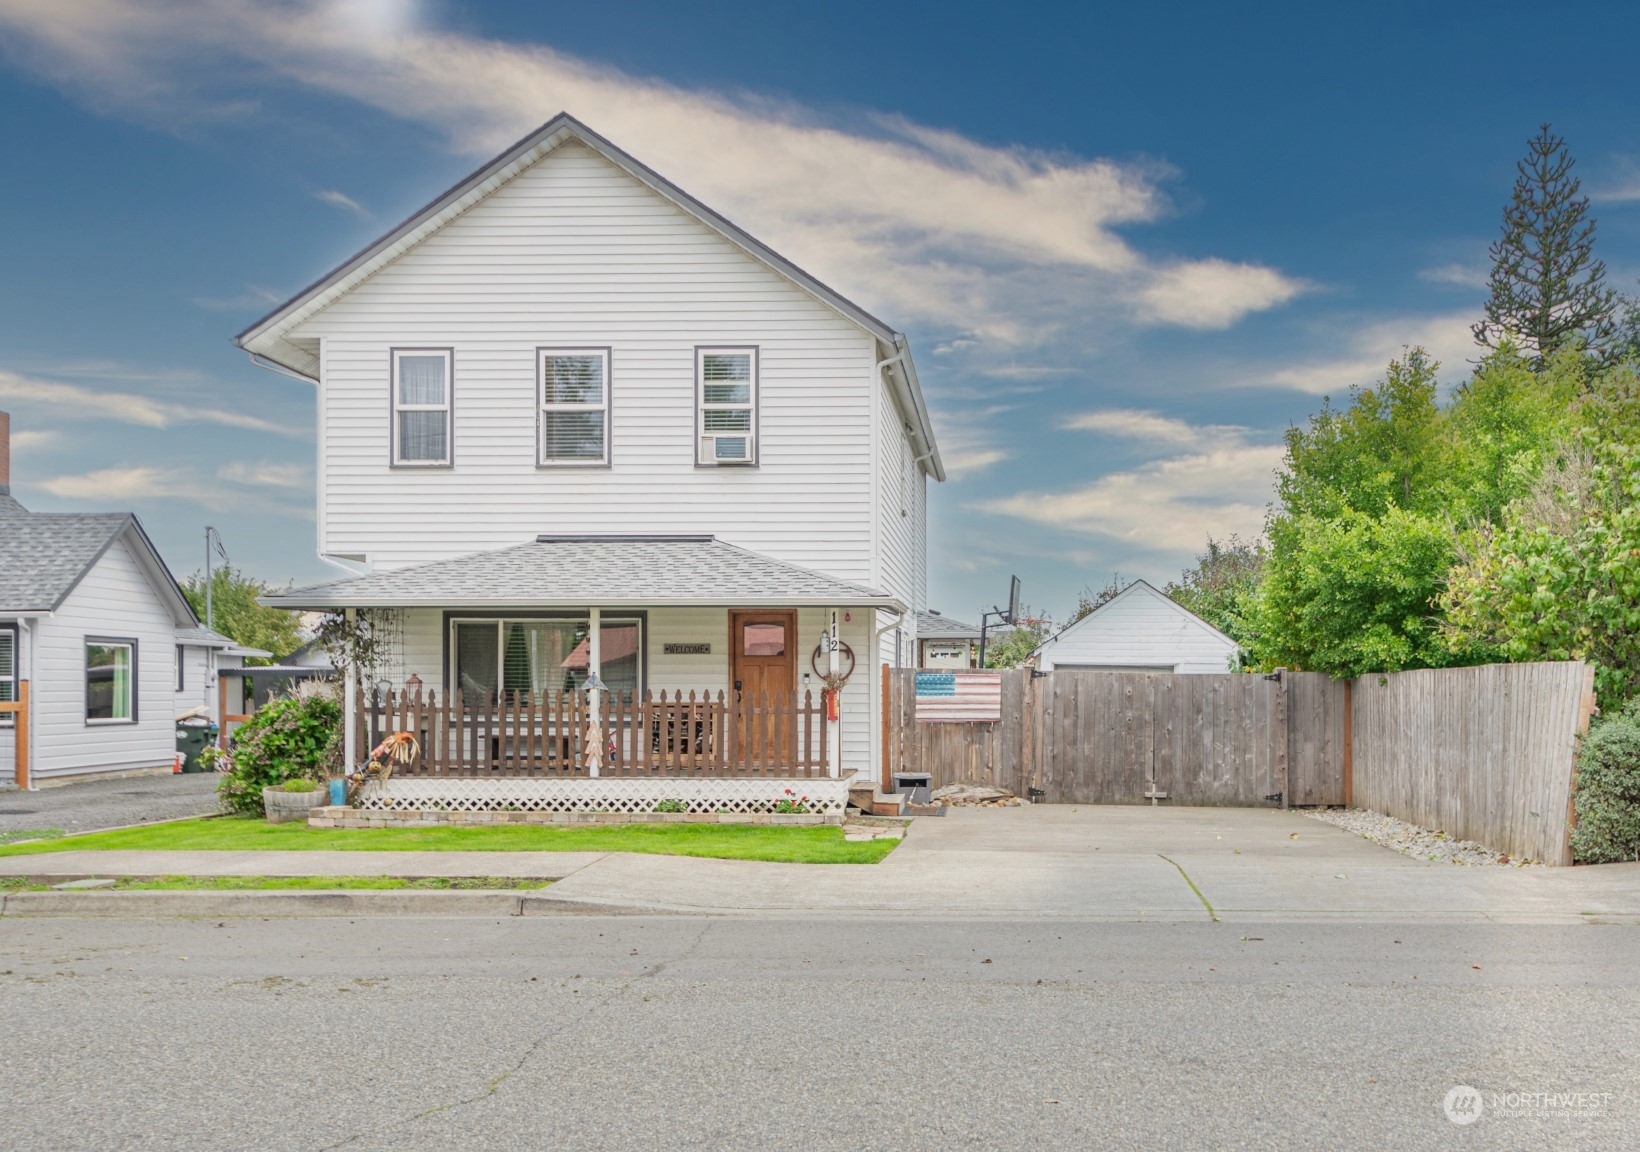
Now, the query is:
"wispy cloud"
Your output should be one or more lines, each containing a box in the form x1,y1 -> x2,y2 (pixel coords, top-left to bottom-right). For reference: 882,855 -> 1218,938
8,428 -> 57,451
1065,409 -> 1247,447
975,434 -> 1283,553
1260,312 -> 1478,395
1593,157 -> 1640,203
0,0 -> 1304,355
1418,262 -> 1489,289
217,460 -> 311,488
312,188 -> 368,217
191,285 -> 285,312
0,368 -> 301,435
36,464 -> 314,518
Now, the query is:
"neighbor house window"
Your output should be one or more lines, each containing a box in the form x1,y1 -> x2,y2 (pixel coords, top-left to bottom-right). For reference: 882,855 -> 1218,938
86,638 -> 136,723
450,617 -> 642,701
392,348 -> 452,465
696,347 -> 757,465
176,645 -> 185,692
538,348 -> 611,465
0,627 -> 15,725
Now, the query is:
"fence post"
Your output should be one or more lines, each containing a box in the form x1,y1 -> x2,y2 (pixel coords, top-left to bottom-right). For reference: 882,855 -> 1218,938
13,679 -> 28,790
880,662 -> 892,792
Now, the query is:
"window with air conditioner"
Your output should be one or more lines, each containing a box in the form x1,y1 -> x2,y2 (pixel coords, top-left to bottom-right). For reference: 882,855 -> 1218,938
696,347 -> 757,465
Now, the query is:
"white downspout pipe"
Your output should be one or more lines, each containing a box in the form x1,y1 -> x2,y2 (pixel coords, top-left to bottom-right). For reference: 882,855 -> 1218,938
587,606 -> 602,778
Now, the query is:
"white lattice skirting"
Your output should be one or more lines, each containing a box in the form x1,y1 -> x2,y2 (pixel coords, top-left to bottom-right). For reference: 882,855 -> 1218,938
357,774 -> 855,816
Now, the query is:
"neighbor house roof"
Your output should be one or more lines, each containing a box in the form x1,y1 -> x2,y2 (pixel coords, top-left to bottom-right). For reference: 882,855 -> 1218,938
234,112 -> 943,480
1032,578 -> 1239,657
916,610 -> 981,641
0,506 -> 194,624
259,535 -> 903,611
175,626 -> 272,659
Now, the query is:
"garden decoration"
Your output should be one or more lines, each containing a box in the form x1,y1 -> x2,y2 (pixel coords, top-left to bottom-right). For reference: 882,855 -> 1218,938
346,730 -> 420,805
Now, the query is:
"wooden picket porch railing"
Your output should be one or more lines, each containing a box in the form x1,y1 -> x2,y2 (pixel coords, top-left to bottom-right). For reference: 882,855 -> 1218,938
365,687 -> 830,778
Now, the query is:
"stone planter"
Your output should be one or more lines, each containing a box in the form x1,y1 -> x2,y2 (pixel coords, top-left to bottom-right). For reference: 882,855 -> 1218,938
263,786 -> 329,824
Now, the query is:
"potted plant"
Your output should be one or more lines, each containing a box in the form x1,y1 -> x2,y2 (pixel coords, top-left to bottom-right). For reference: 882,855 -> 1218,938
263,777 -> 329,823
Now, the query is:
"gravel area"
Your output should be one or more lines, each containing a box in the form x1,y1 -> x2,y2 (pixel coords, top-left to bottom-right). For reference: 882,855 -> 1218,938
1307,806 -> 1540,866
0,773 -> 221,836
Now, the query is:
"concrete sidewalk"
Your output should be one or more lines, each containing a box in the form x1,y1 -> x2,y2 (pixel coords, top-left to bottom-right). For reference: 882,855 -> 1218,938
3,807 -> 1637,922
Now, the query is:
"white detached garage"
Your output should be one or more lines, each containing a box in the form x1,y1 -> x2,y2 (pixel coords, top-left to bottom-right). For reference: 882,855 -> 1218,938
1032,579 -> 1240,674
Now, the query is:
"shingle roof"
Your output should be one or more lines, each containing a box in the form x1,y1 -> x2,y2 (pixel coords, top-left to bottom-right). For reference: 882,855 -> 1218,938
174,626 -> 271,658
0,512 -> 135,612
916,610 -> 981,640
261,536 -> 902,610
0,490 -> 29,517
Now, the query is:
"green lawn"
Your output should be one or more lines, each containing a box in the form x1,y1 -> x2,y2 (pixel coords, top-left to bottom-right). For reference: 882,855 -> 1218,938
0,817 -> 899,864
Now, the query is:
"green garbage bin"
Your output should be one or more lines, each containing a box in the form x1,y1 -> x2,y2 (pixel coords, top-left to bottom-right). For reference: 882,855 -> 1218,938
176,721 -> 220,772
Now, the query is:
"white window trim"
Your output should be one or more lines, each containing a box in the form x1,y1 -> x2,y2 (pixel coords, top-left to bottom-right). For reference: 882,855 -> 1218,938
390,347 -> 453,467
695,346 -> 759,466
537,347 -> 612,467
448,616 -> 646,697
85,636 -> 138,726
0,625 -> 16,727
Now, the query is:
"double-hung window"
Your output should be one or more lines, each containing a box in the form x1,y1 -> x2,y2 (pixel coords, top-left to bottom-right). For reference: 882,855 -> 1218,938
538,348 -> 611,465
86,638 -> 136,724
0,626 -> 15,726
696,347 -> 758,465
392,348 -> 452,466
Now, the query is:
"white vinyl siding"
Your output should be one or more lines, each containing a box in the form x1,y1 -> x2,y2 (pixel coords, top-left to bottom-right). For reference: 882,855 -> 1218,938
1035,583 -> 1240,675
696,347 -> 757,465
26,536 -> 180,779
293,141 -> 878,585
539,348 -> 611,465
391,348 -> 452,465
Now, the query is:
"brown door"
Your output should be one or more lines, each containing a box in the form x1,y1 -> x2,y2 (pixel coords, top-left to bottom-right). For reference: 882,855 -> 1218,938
728,610 -> 798,768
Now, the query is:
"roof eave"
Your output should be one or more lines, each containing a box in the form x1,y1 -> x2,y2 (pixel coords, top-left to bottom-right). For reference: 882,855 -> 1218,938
259,594 -> 906,612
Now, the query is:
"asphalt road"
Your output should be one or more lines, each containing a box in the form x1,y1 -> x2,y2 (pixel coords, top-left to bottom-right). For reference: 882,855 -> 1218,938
1,915 -> 1635,1151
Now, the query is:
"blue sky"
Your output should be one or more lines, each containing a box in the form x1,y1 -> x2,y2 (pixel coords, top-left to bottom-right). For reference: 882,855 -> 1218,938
2,0 -> 1639,627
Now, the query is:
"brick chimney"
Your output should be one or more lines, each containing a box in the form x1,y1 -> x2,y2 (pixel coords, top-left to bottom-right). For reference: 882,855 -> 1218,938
0,410 -> 9,494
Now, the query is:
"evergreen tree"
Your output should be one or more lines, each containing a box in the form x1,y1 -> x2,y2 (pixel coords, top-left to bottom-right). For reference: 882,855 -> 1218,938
1473,124 -> 1619,365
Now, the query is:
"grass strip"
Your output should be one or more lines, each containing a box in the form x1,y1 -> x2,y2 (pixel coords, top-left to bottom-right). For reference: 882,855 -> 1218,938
0,875 -> 550,892
0,816 -> 899,864
0,829 -> 65,846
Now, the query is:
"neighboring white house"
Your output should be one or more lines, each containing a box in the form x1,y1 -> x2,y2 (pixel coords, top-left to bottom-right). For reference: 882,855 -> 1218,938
0,412 -> 267,786
1032,579 -> 1240,674
241,113 -> 942,808
915,610 -> 981,669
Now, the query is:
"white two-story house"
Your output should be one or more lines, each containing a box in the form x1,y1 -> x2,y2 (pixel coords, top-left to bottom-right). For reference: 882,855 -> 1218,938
245,113 -> 942,815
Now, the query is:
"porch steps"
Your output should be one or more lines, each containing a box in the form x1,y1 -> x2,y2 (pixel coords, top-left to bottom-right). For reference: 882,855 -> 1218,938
849,784 -> 911,818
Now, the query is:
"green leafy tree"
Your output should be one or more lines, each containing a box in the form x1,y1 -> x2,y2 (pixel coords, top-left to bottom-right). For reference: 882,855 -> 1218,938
1444,343 -> 1581,523
1164,535 -> 1265,650
181,565 -> 302,665
982,608 -> 1051,669
1441,364 -> 1640,705
1473,124 -> 1620,365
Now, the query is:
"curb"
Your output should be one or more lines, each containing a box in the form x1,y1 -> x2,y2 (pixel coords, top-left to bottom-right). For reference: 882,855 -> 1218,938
0,890 -> 532,918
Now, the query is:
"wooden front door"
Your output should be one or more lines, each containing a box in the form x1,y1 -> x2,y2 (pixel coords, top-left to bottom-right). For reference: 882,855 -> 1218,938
728,610 -> 798,766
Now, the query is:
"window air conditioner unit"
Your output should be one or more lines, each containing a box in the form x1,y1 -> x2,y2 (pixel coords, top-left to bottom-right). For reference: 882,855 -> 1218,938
702,434 -> 753,464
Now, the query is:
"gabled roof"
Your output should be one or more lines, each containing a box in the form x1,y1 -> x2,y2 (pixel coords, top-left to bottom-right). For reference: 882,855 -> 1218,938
259,535 -> 903,611
234,112 -> 943,479
1033,578 -> 1239,655
0,506 -> 196,623
916,610 -> 981,640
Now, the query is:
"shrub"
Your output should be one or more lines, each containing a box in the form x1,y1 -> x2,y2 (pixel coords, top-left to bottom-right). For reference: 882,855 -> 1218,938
1571,701 -> 1640,864
653,798 -> 688,814
216,695 -> 342,816
281,778 -> 320,793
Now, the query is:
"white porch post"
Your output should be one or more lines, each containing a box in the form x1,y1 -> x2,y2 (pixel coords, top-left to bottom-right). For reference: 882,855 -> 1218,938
827,608 -> 841,779
587,606 -> 602,778
343,607 -> 358,771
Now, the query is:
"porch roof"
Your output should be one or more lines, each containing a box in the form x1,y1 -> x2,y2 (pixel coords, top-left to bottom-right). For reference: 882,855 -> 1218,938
261,535 -> 903,611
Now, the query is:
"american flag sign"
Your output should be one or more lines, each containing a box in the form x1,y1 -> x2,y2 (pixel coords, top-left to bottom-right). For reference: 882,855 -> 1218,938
914,671 -> 1004,723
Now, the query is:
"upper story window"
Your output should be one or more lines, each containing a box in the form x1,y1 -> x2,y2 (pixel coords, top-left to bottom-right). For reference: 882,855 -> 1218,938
392,348 -> 452,466
86,638 -> 136,724
696,347 -> 758,465
539,348 -> 611,466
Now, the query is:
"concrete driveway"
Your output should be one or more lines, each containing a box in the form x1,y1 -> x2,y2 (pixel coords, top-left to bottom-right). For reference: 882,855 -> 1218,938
537,805 -> 1640,922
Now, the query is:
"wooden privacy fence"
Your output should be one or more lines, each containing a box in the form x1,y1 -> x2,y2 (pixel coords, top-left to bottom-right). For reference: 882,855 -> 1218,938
886,661 -> 1596,864
1351,661 -> 1596,866
365,687 -> 829,778
0,680 -> 29,789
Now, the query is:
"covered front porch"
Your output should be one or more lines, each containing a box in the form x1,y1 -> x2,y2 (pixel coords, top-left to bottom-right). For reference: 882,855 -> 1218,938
262,535 -> 902,810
